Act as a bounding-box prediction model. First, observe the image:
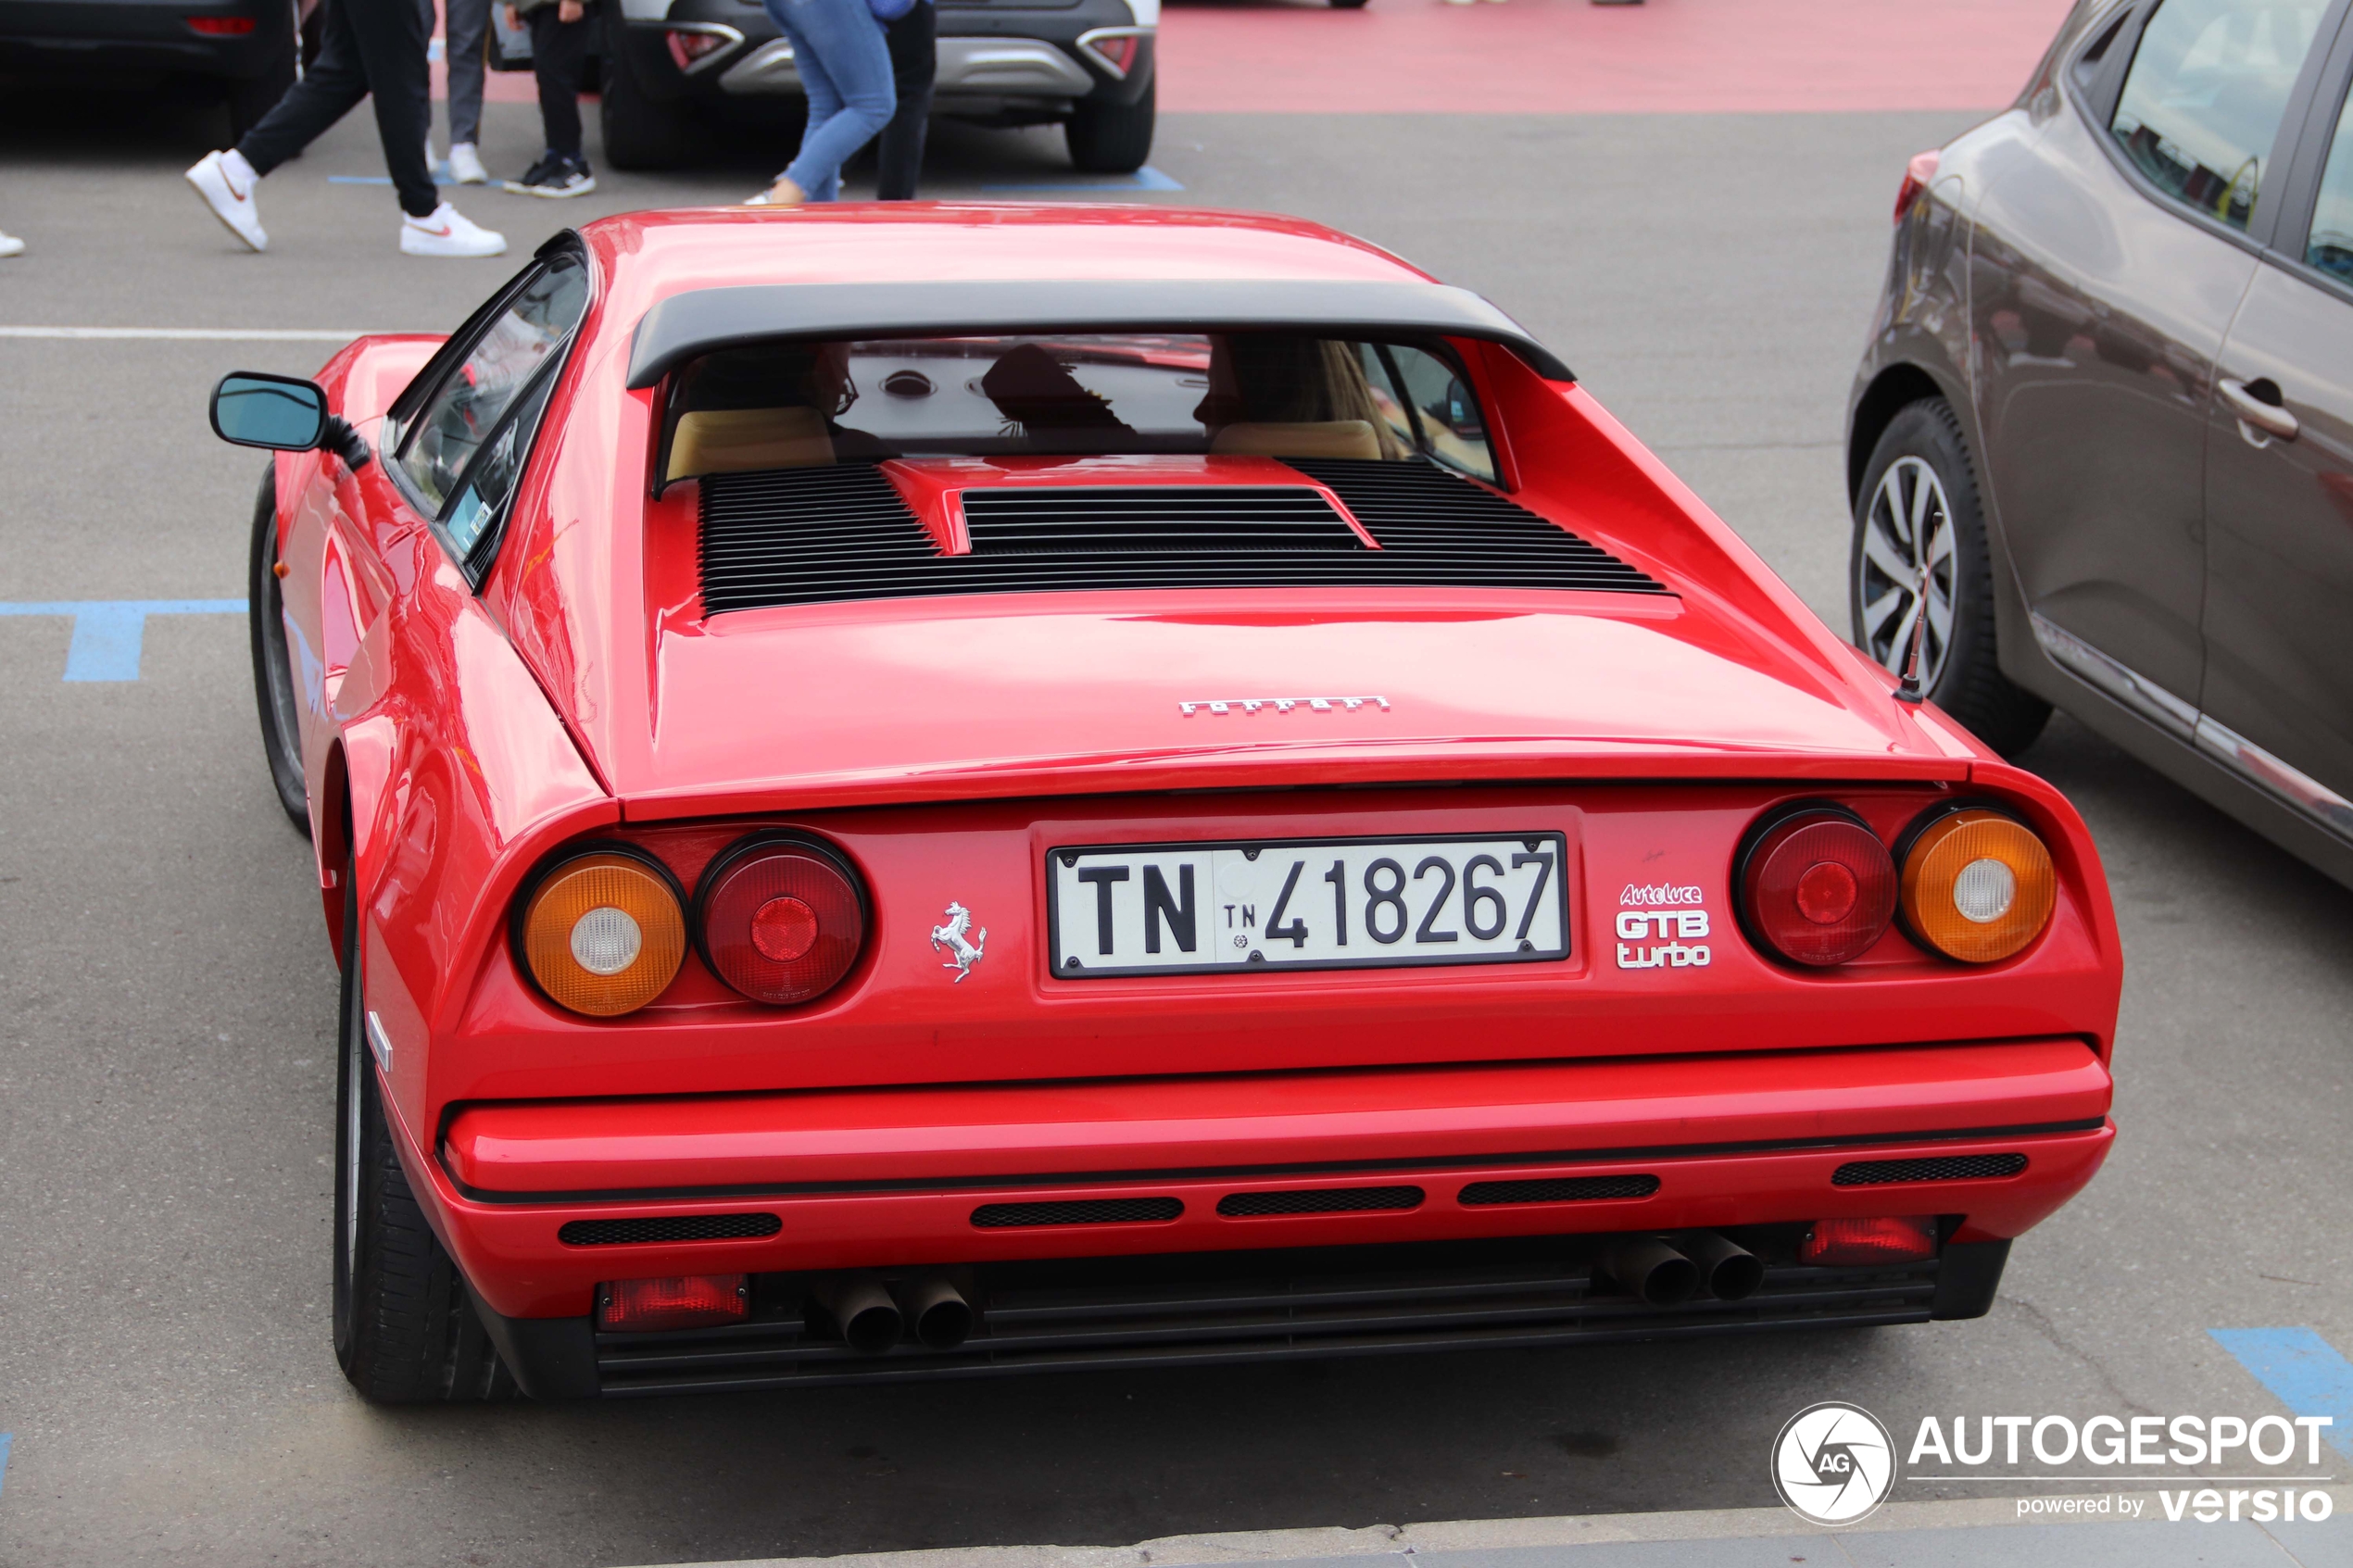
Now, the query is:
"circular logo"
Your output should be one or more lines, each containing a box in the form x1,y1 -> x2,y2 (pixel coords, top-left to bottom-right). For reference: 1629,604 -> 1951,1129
1770,1402 -> 1898,1525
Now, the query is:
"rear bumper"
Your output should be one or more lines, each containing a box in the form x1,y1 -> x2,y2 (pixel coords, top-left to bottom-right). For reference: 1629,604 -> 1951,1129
0,0 -> 290,81
414,1038 -> 2112,1320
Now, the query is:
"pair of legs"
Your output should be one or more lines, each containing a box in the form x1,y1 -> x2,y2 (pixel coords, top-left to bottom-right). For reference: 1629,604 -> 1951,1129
875,0 -> 935,200
759,0 -> 894,202
526,2 -> 596,163
235,0 -> 437,217
444,0 -> 492,152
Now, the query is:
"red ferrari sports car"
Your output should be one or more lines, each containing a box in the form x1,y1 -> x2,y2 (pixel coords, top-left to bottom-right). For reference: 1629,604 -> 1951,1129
208,206 -> 2122,1403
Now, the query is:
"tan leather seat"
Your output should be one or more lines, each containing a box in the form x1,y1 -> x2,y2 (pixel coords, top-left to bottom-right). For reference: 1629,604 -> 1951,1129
1208,420 -> 1383,461
667,407 -> 836,482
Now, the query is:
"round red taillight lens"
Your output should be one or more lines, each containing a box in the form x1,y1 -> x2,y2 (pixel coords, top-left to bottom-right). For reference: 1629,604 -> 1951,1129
696,835 -> 866,1005
1738,809 -> 1897,967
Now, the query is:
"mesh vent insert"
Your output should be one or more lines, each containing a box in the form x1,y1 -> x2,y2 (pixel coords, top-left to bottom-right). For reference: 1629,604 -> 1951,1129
1217,1185 -> 1425,1217
559,1213 -> 784,1246
971,1197 -> 1184,1228
1458,1175 -> 1662,1206
1833,1154 -> 2028,1186
697,459 -> 1667,612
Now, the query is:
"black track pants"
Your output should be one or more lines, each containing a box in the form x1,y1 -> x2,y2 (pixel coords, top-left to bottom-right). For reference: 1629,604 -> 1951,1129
234,0 -> 438,218
875,0 -> 934,200
526,5 -> 595,162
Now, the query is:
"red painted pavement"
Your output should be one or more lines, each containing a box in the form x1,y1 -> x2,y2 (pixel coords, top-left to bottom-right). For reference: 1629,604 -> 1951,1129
1156,0 -> 2073,114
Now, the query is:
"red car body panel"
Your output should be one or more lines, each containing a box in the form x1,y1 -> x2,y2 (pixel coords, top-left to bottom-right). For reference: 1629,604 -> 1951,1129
263,205 -> 2123,1374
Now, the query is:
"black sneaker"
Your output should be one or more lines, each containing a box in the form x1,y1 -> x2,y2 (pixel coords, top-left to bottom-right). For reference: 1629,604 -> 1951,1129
504,155 -> 596,199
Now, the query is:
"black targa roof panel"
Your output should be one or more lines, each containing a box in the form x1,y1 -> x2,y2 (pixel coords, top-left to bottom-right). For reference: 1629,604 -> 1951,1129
623,279 -> 1576,389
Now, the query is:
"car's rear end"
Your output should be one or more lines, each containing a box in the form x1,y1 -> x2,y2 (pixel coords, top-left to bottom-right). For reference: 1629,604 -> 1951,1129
0,0 -> 297,133
359,215 -> 2120,1399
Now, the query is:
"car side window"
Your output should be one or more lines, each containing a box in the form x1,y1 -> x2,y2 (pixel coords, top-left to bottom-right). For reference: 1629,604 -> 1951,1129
396,255 -> 588,516
1363,343 -> 1499,483
2108,0 -> 2327,231
2304,83 -> 2353,281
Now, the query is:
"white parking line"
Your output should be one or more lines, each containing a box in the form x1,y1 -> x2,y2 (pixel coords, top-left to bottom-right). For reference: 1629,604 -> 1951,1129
0,327 -> 375,342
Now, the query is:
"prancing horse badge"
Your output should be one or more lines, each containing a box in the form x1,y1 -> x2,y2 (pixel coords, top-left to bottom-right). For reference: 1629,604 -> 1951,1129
929,901 -> 987,982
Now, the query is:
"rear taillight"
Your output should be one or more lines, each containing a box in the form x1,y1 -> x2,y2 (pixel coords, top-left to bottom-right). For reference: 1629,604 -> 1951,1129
598,1274 -> 749,1332
1894,149 -> 1940,222
1080,29 -> 1142,76
187,14 -> 258,32
516,845 -> 688,1017
1897,806 -> 2056,963
695,834 -> 866,1005
1802,1215 -> 1936,1265
1736,808 -> 1897,967
664,28 -> 728,69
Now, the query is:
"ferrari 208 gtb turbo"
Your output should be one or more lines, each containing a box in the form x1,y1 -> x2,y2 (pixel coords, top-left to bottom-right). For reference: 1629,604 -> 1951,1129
208,205 -> 2123,1402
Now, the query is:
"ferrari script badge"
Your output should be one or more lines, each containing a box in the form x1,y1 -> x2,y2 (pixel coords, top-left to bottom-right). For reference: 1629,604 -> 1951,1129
930,901 -> 988,983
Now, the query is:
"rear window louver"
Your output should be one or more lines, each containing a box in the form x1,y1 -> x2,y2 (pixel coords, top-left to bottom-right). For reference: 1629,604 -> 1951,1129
697,458 -> 1666,614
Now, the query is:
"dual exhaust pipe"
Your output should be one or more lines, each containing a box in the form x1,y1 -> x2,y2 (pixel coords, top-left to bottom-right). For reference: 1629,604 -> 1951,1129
1596,1232 -> 1765,1307
811,1272 -> 976,1355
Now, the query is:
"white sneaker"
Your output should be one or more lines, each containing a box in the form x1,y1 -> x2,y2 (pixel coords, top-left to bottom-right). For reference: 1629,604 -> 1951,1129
186,149 -> 268,252
448,143 -> 489,185
0,231 -> 23,258
399,202 -> 508,257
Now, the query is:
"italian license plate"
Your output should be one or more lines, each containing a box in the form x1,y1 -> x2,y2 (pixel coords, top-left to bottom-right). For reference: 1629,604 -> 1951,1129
1048,833 -> 1568,977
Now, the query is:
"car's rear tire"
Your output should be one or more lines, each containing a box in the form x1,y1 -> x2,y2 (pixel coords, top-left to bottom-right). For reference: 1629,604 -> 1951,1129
248,463 -> 310,834
598,14 -> 707,169
1850,397 -> 2051,757
333,861 -> 518,1403
1065,76 -> 1154,174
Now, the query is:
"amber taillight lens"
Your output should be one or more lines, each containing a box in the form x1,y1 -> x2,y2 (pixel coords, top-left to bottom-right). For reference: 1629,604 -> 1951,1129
1737,808 -> 1898,967
696,834 -> 866,1005
1898,807 -> 2056,963
518,847 -> 688,1017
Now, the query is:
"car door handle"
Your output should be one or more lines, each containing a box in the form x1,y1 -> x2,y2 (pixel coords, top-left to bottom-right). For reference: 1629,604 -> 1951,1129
2220,379 -> 2299,441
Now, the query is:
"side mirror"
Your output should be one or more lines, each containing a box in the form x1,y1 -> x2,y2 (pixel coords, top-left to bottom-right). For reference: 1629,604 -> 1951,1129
210,371 -> 372,469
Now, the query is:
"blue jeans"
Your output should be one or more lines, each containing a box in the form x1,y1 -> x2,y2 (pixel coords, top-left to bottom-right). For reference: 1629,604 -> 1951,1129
762,0 -> 894,200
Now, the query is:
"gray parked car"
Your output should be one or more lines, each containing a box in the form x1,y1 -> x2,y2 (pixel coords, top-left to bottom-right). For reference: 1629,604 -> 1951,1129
1850,0 -> 2353,888
590,0 -> 1157,172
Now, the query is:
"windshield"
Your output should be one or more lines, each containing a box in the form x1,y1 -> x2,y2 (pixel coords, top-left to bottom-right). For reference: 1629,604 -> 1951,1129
659,332 -> 1498,486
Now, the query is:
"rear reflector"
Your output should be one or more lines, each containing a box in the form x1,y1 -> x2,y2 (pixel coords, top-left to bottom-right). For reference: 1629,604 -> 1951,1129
665,27 -> 727,69
188,14 -> 258,31
1085,32 -> 1140,73
598,1273 -> 749,1331
1894,148 -> 1940,221
1800,1215 -> 1936,1265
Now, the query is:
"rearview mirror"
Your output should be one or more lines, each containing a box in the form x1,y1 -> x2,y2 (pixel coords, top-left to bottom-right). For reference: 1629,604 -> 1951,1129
209,370 -> 371,469
211,372 -> 328,449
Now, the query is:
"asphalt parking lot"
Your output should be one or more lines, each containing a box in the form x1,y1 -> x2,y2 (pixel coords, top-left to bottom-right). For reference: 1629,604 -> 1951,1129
2,6 -> 2351,1563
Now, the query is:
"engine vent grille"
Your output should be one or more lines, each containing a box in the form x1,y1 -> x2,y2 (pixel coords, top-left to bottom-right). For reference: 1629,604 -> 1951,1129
1458,1174 -> 1663,1206
971,1197 -> 1184,1228
1832,1154 -> 2028,1186
1284,458 -> 1668,595
697,460 -> 1666,611
559,1213 -> 784,1246
1217,1185 -> 1426,1217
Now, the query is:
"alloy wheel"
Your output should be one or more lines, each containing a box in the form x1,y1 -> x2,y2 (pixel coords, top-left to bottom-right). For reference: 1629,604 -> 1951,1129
1857,455 -> 1957,692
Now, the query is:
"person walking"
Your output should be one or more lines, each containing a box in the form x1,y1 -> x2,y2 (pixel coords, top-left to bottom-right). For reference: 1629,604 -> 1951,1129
875,0 -> 934,200
499,0 -> 598,195
745,0 -> 895,205
183,0 -> 506,257
441,0 -> 494,184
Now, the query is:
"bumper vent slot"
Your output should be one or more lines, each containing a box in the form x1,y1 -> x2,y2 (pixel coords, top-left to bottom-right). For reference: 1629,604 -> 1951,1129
1459,1174 -> 1662,1205
1218,1185 -> 1425,1217
972,1197 -> 1184,1228
1833,1154 -> 2028,1186
559,1213 -> 784,1246
698,460 -> 1666,612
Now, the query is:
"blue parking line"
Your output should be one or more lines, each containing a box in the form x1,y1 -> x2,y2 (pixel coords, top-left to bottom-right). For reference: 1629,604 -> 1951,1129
982,166 -> 1183,193
2211,1327 -> 2353,1459
0,1431 -> 11,1499
0,599 -> 247,682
